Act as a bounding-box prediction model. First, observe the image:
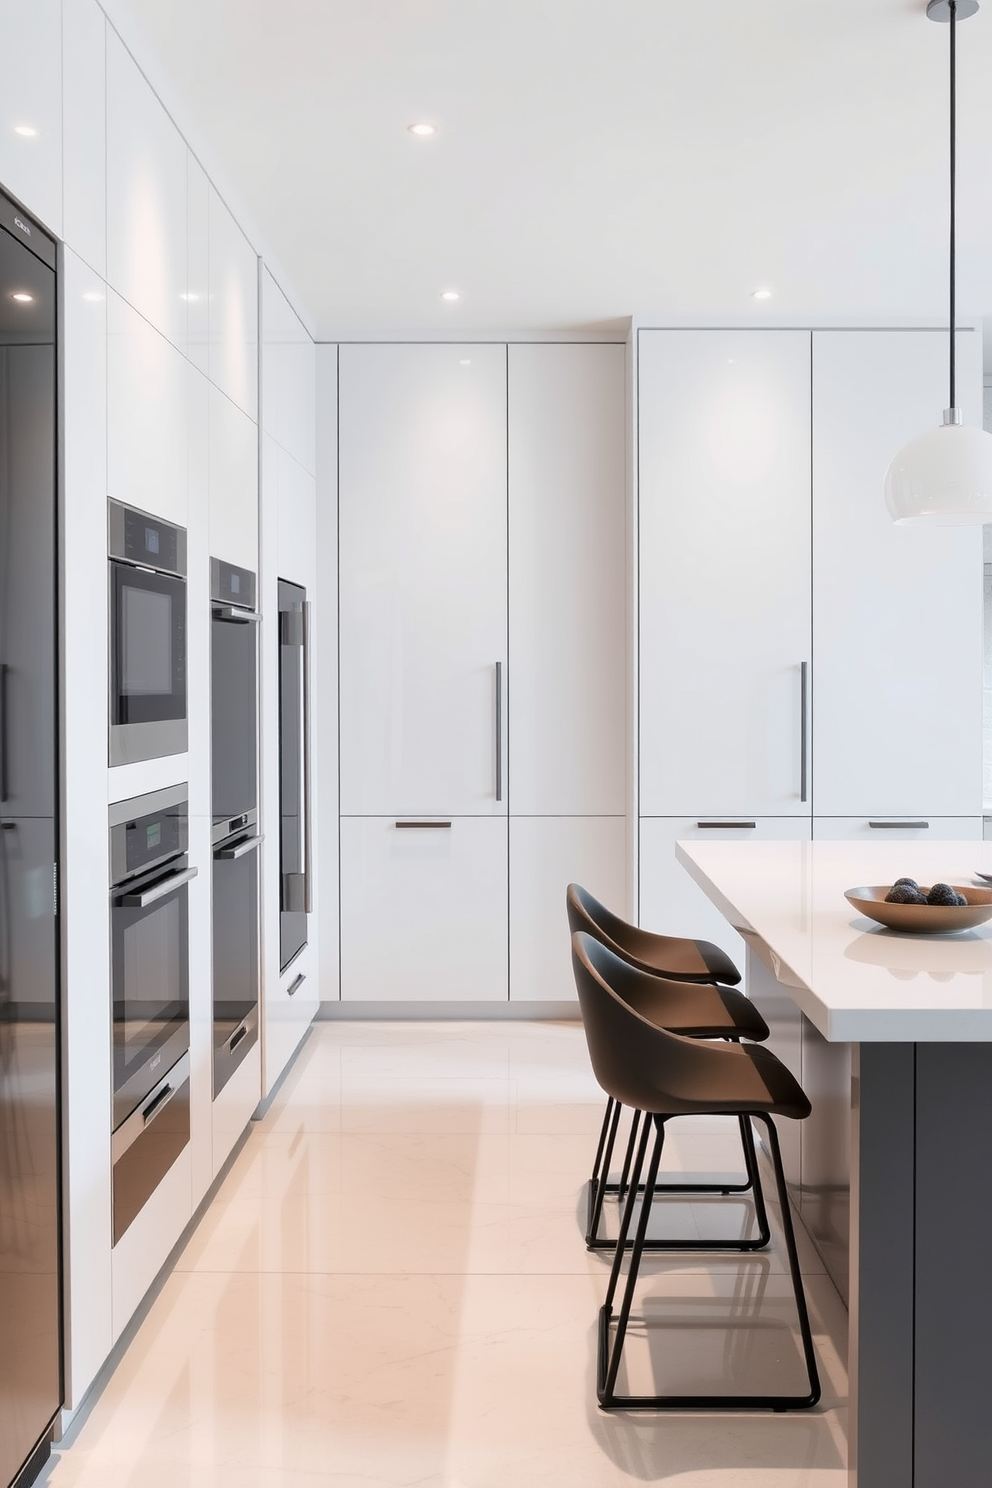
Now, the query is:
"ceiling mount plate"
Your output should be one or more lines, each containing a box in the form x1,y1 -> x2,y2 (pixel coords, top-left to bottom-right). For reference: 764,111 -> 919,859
927,0 -> 979,21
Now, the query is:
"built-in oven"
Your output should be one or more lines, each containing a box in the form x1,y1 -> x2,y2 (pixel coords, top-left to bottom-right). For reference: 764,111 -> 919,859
109,500 -> 187,766
110,784 -> 195,1243
211,558 -> 261,1095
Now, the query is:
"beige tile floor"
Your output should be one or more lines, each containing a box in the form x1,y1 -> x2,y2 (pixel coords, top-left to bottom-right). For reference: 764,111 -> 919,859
46,1022 -> 849,1487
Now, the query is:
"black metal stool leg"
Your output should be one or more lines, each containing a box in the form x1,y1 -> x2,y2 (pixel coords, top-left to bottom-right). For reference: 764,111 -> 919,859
586,1096 -> 623,1247
616,1108 -> 642,1204
600,1117 -> 666,1406
602,1115 -> 652,1317
755,1114 -> 821,1410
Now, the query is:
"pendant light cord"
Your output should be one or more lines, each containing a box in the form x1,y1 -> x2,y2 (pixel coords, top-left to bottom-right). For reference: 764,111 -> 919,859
949,0 -> 957,409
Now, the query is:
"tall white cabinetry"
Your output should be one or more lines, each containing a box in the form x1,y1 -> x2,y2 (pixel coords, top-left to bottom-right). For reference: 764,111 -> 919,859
339,345 -> 509,1002
637,326 -> 984,969
337,343 -> 626,1003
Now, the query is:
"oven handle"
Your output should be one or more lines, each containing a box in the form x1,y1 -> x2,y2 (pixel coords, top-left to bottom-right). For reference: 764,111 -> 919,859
214,833 -> 264,862
212,606 -> 261,624
142,1079 -> 178,1127
121,865 -> 198,908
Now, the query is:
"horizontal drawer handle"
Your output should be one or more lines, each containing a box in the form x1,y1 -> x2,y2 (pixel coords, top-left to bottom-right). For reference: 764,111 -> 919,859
142,1082 -> 177,1127
394,821 -> 452,830
120,864 -> 198,908
215,833 -> 264,861
868,820 -> 929,830
212,605 -> 261,623
287,972 -> 306,998
696,821 -> 757,830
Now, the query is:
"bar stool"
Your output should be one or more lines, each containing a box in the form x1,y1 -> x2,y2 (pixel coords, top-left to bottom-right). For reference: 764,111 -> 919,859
567,885 -> 769,1249
572,931 -> 820,1412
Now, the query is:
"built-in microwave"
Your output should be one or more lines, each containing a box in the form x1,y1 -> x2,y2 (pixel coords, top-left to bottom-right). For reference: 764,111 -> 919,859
109,500 -> 187,766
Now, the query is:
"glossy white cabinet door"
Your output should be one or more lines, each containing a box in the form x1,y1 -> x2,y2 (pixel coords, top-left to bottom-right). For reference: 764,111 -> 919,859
508,344 -> 626,815
638,330 -> 812,817
107,290 -> 189,526
262,266 -> 316,475
510,816 -> 626,1002
106,31 -> 187,352
208,186 -> 258,421
812,817 -> 983,843
186,155 -> 209,375
340,817 -> 508,1001
339,344 -> 508,816
812,330 -> 983,817
62,0 -> 106,273
0,0 -> 61,233
209,383 -> 258,572
639,817 -> 813,979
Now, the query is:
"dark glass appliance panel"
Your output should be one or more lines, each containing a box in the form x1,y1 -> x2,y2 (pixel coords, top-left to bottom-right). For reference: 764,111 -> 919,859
111,563 -> 186,726
212,836 -> 260,1096
211,564 -> 257,834
279,579 -> 308,970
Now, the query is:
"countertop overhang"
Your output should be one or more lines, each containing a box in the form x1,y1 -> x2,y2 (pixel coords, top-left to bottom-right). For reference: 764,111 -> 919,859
675,838 -> 992,1043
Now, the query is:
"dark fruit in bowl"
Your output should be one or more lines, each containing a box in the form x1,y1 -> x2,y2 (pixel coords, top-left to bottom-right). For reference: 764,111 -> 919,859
885,885 -> 928,904
893,877 -> 919,890
926,882 -> 960,907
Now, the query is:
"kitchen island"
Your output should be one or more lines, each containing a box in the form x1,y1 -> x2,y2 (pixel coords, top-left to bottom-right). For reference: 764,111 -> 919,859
675,838 -> 992,1488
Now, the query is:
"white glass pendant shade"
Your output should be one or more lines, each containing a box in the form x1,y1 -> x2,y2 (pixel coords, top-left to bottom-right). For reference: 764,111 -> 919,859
884,415 -> 992,525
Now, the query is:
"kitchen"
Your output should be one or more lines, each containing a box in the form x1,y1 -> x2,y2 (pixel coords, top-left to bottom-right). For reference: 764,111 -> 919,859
1,2 -> 992,1487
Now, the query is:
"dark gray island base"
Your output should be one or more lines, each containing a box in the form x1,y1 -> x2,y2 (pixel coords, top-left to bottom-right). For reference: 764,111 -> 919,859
750,948 -> 992,1488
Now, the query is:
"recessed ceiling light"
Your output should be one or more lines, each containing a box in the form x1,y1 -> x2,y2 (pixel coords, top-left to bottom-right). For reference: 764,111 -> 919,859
460,359 -> 471,366
408,122 -> 437,138
750,288 -> 772,300
180,293 -> 200,302
82,291 -> 104,302
14,125 -> 37,138
440,290 -> 460,303
11,292 -> 33,303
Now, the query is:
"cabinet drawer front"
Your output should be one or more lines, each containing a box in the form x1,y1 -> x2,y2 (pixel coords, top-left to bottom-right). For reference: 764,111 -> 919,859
812,818 -> 983,843
640,818 -> 812,981
340,817 -> 508,1001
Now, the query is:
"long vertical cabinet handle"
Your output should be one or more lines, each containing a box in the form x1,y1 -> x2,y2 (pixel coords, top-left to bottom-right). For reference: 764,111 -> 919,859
302,599 -> 313,914
495,661 -> 502,802
800,660 -> 809,804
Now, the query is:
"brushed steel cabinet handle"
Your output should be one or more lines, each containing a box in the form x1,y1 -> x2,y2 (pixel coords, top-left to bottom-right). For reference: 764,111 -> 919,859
868,820 -> 929,830
395,821 -> 452,830
696,821 -> 757,830
215,833 -> 264,861
800,660 -> 809,804
287,972 -> 306,998
142,1082 -> 176,1127
495,661 -> 502,802
121,864 -> 198,908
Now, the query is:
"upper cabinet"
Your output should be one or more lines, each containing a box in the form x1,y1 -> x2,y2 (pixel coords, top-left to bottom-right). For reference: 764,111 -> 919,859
339,344 -> 508,817
811,329 -> 983,817
62,0 -> 106,273
208,383 -> 258,573
508,344 -> 626,816
261,268 -> 315,475
209,189 -> 258,421
107,32 -> 188,353
107,290 -> 189,526
186,156 -> 210,376
639,330 -> 813,818
0,0 -> 62,235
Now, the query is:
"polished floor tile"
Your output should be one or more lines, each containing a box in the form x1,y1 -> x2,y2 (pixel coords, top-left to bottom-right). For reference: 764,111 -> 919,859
47,1021 -> 848,1487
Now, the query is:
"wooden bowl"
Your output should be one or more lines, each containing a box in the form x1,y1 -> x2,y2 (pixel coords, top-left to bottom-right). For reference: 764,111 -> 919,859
845,885 -> 992,934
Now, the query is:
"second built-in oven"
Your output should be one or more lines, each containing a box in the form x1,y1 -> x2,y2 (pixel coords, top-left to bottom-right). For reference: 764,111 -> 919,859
110,785 -> 196,1243
109,500 -> 187,766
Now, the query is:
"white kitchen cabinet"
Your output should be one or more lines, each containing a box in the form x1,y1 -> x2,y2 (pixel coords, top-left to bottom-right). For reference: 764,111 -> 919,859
262,266 -> 316,475
638,330 -> 812,818
62,0 -> 106,274
339,344 -> 508,817
186,155 -> 210,375
0,0 -> 61,234
640,817 -> 813,976
508,344 -> 626,815
208,383 -> 258,572
106,31 -> 187,352
107,290 -> 188,526
812,817 -> 982,843
510,816 -> 626,1002
340,817 -> 508,1001
316,346 -> 339,1003
811,329 -> 983,818
208,186 -> 258,420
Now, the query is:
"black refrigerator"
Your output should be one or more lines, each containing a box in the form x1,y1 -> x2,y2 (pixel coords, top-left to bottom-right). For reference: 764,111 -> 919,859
0,191 -> 62,1485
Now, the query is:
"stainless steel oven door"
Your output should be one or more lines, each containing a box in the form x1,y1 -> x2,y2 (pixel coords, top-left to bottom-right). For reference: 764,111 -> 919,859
212,830 -> 261,1097
111,854 -> 194,1129
110,558 -> 187,765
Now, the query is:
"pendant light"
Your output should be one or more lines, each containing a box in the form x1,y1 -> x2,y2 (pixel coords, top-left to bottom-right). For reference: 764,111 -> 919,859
884,0 -> 992,525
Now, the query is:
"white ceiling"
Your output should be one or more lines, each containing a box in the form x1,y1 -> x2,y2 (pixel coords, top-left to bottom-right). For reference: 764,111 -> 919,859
103,0 -> 992,357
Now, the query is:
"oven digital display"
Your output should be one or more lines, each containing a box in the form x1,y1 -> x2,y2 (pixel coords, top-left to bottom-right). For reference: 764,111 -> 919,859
146,822 -> 161,850
145,526 -> 160,555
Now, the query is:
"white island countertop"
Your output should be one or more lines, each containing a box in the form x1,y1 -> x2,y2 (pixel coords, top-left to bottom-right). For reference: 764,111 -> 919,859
675,839 -> 992,1043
